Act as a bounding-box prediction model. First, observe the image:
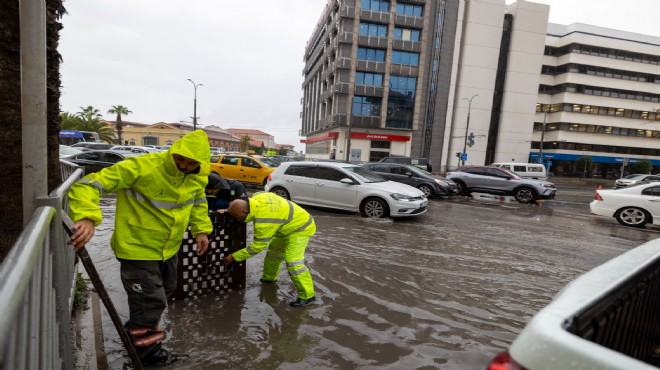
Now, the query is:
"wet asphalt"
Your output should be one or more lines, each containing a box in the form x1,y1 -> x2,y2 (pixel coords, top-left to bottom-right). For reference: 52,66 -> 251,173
84,183 -> 659,369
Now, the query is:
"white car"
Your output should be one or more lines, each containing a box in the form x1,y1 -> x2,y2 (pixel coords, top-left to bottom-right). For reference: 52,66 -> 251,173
590,182 -> 660,227
265,161 -> 428,218
110,145 -> 161,154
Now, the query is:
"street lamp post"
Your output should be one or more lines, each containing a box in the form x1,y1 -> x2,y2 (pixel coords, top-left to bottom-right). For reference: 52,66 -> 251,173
538,106 -> 548,164
461,94 -> 478,166
187,79 -> 203,130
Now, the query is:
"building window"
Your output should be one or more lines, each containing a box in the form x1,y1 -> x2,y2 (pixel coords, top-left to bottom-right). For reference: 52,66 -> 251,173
357,47 -> 386,62
352,96 -> 382,116
143,136 -> 158,146
391,50 -> 419,66
360,22 -> 388,37
394,27 -> 420,42
395,3 -> 423,17
386,76 -> 416,129
355,71 -> 384,86
361,0 -> 389,12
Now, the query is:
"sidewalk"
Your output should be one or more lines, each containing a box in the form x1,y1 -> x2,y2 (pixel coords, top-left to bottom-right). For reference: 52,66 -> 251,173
549,176 -> 613,189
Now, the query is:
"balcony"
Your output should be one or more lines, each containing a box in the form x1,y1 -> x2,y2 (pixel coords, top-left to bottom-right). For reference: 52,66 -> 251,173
338,31 -> 355,44
358,35 -> 389,49
392,39 -> 421,53
360,9 -> 391,23
354,84 -> 384,97
350,115 -> 382,128
337,57 -> 353,70
394,14 -> 424,28
390,63 -> 419,77
340,5 -> 356,19
356,60 -> 387,73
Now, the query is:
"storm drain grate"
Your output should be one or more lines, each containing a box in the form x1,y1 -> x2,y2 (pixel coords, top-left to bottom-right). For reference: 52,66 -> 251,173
169,213 -> 246,301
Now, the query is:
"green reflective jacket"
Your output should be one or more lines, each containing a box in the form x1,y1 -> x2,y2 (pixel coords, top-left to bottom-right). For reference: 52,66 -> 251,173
233,192 -> 316,262
68,130 -> 213,261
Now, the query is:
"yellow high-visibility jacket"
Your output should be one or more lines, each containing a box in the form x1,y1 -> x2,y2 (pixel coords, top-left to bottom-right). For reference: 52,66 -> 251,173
233,192 -> 316,262
68,130 -> 213,261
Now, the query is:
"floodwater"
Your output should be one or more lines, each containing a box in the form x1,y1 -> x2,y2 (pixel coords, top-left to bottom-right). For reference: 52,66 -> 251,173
84,186 -> 659,369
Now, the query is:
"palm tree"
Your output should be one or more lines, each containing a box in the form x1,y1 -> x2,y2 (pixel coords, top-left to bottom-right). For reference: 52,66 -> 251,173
60,111 -> 117,143
108,105 -> 132,144
78,105 -> 102,121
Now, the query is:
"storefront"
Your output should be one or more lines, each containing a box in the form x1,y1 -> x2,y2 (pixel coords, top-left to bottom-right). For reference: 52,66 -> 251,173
302,130 -> 412,162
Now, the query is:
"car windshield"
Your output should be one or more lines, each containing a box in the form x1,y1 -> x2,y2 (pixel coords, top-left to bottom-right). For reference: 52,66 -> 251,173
343,166 -> 386,183
402,164 -> 429,176
623,174 -> 646,180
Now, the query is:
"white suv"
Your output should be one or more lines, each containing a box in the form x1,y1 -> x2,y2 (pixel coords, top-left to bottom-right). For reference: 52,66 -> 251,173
265,161 -> 428,218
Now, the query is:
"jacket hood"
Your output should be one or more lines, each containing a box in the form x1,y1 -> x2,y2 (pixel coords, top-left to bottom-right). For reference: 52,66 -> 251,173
169,130 -> 210,176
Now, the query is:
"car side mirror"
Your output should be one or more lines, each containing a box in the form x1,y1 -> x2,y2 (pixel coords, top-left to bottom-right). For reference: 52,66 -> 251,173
340,178 -> 354,185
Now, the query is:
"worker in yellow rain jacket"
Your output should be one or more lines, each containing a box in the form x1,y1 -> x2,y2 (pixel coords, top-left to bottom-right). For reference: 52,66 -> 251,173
67,130 -> 213,366
225,192 -> 317,307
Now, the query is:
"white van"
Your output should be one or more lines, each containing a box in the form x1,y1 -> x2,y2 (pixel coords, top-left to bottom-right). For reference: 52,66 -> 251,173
490,162 -> 547,180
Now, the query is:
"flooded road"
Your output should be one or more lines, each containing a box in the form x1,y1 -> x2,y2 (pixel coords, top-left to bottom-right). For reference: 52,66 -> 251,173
85,186 -> 659,369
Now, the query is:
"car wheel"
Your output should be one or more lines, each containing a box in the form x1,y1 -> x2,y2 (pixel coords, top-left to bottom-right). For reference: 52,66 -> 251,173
270,186 -> 290,200
360,197 -> 389,218
615,207 -> 649,228
514,187 -> 536,203
453,180 -> 467,196
417,184 -> 433,198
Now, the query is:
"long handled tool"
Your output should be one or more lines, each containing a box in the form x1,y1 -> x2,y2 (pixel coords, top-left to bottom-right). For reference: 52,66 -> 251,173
61,212 -> 144,370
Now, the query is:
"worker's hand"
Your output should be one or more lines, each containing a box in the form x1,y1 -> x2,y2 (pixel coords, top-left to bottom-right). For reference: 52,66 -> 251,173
195,233 -> 209,256
224,254 -> 235,265
68,219 -> 95,251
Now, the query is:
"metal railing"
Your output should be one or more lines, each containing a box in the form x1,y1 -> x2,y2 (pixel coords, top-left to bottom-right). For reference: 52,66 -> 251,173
0,160 -> 83,370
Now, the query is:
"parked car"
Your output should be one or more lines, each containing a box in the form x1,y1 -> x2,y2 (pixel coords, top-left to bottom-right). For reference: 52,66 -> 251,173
210,153 -> 275,185
446,166 -> 557,203
61,150 -> 141,174
362,162 -> 457,198
589,182 -> 660,227
614,174 -> 660,188
110,145 -> 160,154
378,156 -> 433,172
490,162 -> 548,180
59,144 -> 82,158
70,142 -> 115,152
251,155 -> 281,167
265,161 -> 428,218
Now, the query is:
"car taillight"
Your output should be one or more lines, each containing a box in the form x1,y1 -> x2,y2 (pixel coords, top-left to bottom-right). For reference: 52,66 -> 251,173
267,174 -> 272,182
594,193 -> 603,201
487,351 -> 527,370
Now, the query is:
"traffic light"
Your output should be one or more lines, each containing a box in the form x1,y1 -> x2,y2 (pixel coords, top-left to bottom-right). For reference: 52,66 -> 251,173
455,152 -> 461,158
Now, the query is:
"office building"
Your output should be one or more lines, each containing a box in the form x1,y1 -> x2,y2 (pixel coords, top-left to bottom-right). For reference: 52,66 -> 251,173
534,23 -> 660,176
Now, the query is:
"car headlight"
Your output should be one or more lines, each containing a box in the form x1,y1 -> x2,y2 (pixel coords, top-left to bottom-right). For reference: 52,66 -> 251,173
542,183 -> 555,188
390,193 -> 419,201
434,179 -> 447,186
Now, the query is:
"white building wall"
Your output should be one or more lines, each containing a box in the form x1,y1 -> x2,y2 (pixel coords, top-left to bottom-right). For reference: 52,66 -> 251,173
444,0 -> 506,169
539,23 -> 660,166
494,1 -> 549,163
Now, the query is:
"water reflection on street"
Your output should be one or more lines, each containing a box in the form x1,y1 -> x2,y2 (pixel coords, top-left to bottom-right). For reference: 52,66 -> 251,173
85,188 -> 659,369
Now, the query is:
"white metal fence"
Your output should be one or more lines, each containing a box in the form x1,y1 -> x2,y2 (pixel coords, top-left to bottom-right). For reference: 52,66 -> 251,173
0,160 -> 83,370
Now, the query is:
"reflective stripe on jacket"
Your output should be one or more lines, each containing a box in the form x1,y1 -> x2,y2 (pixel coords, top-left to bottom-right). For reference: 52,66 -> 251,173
233,192 -> 315,262
68,130 -> 214,261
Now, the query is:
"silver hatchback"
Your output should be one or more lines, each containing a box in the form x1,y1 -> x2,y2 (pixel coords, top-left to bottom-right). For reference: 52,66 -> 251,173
446,166 -> 556,203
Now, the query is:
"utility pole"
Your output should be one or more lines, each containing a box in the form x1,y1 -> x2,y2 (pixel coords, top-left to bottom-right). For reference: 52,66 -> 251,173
539,106 -> 548,165
187,79 -> 203,130
461,94 -> 478,166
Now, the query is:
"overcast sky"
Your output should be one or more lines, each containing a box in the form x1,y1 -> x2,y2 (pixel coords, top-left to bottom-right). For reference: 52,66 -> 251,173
59,0 -> 659,151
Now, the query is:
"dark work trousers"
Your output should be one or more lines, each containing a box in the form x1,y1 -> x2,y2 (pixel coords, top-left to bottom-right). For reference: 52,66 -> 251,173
118,255 -> 178,329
